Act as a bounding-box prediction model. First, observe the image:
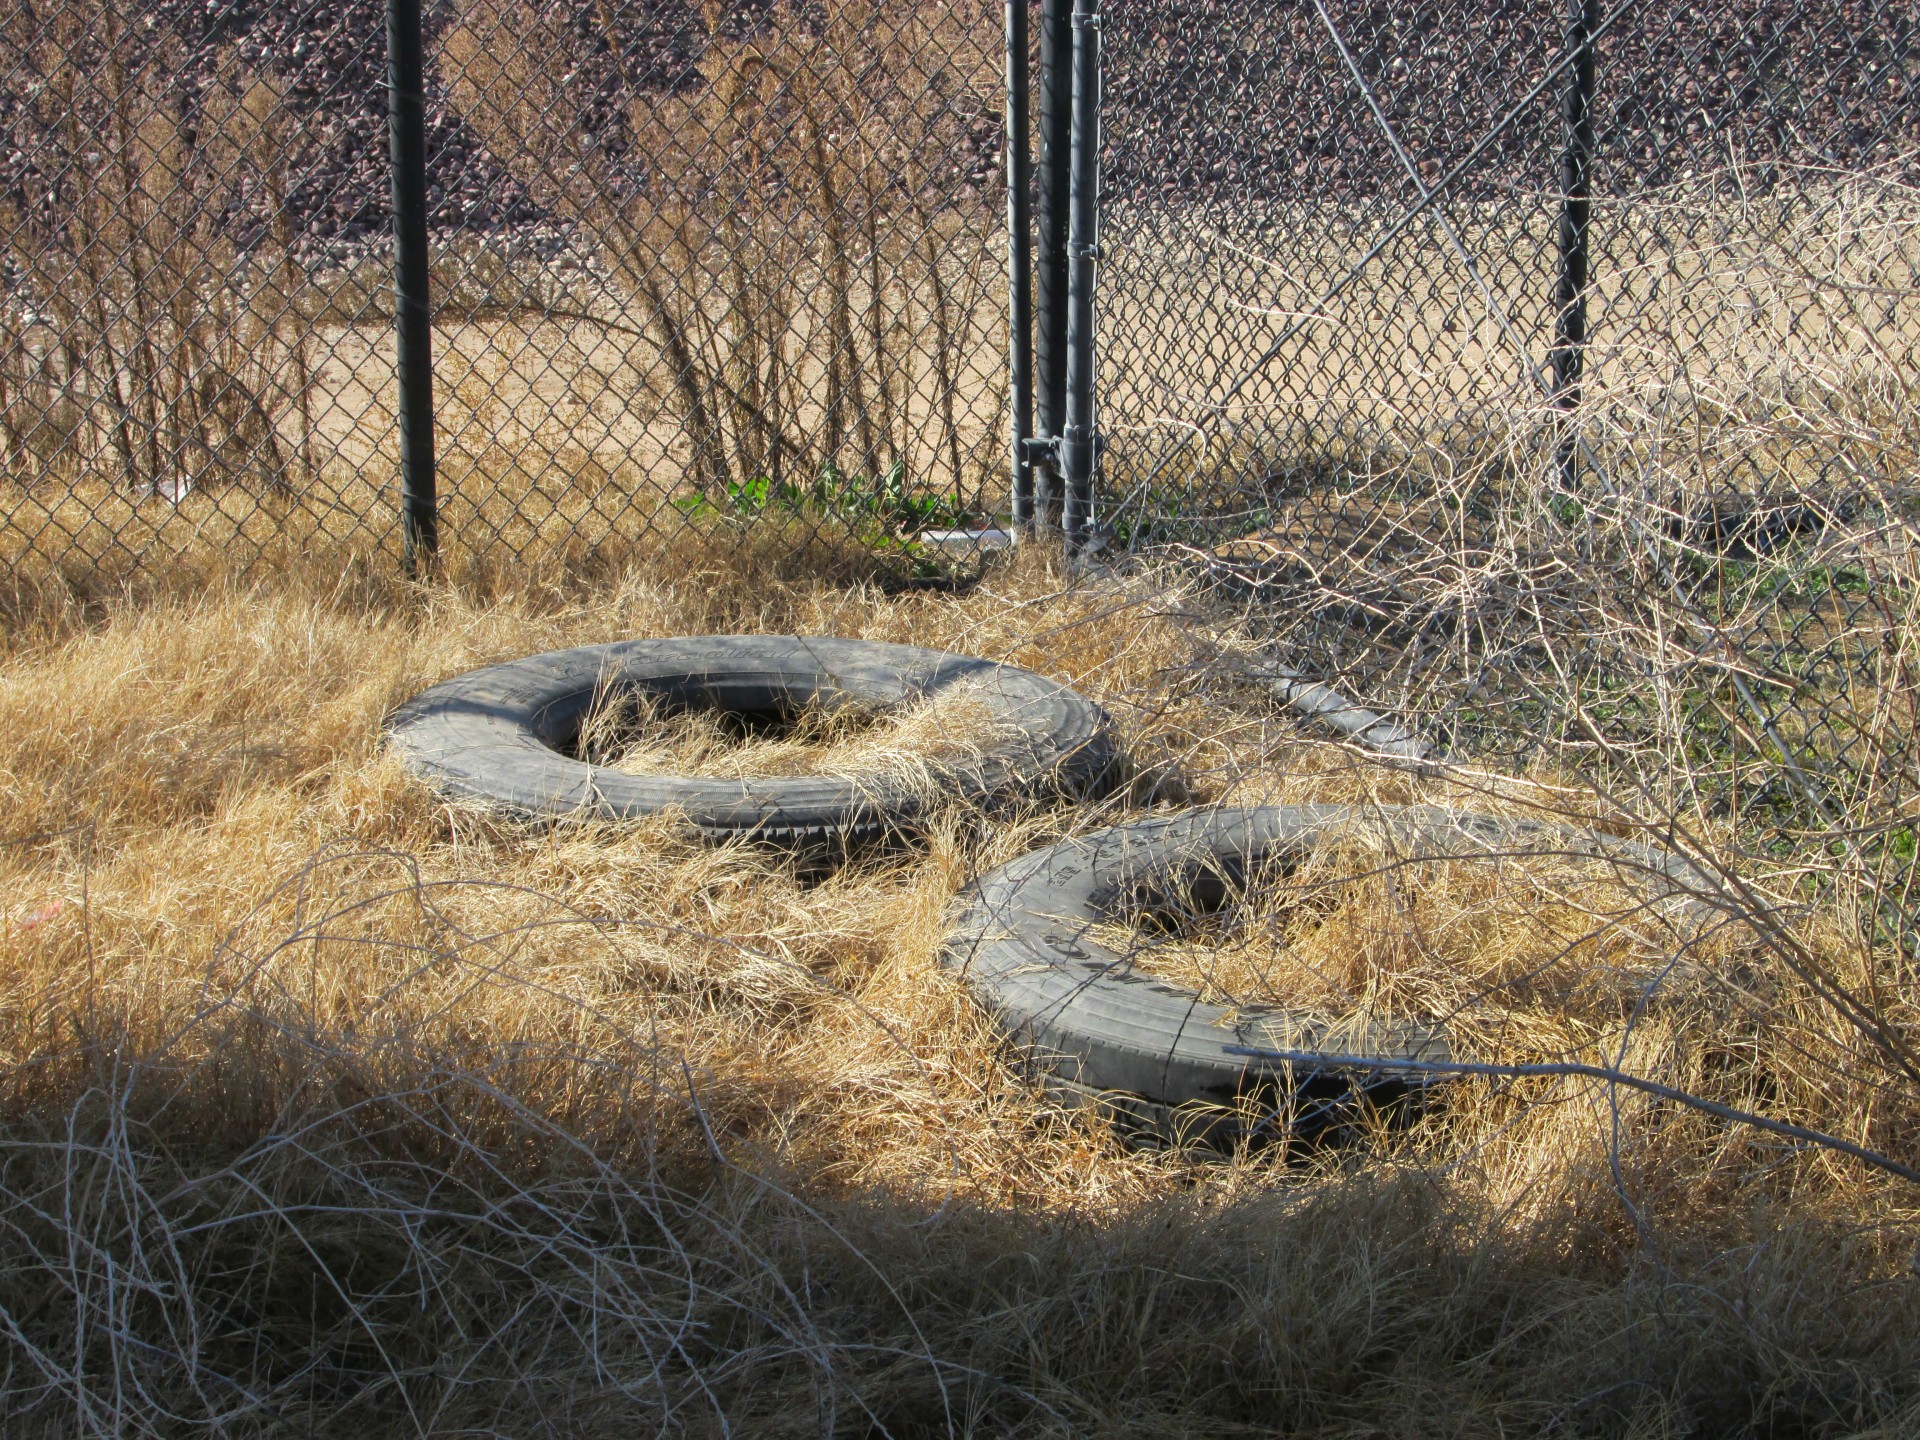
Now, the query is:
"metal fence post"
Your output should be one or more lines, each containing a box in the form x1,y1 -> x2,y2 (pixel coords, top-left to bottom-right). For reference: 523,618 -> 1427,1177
1007,0 -> 1036,534
1059,0 -> 1100,549
388,0 -> 437,571
1550,0 -> 1599,492
1034,0 -> 1075,532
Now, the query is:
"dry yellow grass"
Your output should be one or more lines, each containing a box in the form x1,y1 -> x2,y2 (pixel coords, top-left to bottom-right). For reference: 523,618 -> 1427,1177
1101,828 -> 1764,1118
0,534 -> 1917,1434
582,685 -> 1007,783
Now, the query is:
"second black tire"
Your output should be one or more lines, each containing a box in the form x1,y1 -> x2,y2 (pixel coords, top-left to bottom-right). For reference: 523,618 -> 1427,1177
386,635 -> 1120,850
942,804 -> 1718,1147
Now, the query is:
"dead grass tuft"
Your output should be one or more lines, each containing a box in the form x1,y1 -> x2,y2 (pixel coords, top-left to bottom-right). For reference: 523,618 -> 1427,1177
1108,827 -> 1749,1059
581,685 -> 1008,784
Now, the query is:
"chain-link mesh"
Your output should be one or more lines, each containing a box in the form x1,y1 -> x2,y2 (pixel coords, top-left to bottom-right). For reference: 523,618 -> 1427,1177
0,0 -> 1008,578
1100,0 -> 1920,861
6,10 -> 1920,1414
7,0 -> 1918,856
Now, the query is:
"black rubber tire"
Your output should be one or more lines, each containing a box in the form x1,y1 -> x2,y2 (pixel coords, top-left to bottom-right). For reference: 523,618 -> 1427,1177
942,804 -> 1718,1148
386,635 -> 1120,849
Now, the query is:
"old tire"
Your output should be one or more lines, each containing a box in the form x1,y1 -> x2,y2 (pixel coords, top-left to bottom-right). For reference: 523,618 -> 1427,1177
942,804 -> 1716,1148
386,635 -> 1120,850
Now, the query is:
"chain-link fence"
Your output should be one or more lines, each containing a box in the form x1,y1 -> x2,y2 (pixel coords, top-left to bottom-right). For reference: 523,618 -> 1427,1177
0,0 -> 1008,578
7,10 -> 1920,1420
1095,0 -> 1920,864
5,0 -> 1918,858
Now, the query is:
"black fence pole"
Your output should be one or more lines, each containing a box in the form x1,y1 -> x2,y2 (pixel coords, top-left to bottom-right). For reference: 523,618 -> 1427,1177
1059,0 -> 1100,549
388,0 -> 436,570
1033,0 -> 1074,532
1007,0 -> 1035,534
1550,0 -> 1599,493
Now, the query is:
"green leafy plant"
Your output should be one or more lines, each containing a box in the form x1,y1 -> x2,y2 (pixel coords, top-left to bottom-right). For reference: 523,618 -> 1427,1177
676,461 -> 977,539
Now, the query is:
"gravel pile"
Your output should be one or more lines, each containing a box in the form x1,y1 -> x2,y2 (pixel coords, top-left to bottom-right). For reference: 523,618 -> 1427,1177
6,0 -> 1913,253
1104,0 -> 1920,209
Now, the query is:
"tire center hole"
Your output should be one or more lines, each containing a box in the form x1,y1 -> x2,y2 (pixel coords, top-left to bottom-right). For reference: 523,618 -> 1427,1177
575,682 -> 1008,780
1101,838 -> 1724,1030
